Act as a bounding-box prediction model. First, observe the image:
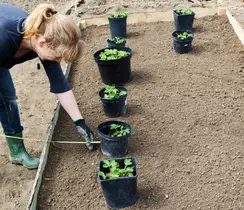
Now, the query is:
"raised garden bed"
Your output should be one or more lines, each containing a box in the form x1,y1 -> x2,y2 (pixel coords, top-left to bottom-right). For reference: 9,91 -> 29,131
37,16 -> 244,210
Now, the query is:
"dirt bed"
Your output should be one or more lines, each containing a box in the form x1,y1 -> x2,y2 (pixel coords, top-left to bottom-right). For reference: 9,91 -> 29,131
37,16 -> 244,209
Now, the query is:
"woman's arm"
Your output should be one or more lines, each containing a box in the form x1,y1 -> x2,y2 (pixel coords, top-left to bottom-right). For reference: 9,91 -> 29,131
56,90 -> 82,121
56,90 -> 94,150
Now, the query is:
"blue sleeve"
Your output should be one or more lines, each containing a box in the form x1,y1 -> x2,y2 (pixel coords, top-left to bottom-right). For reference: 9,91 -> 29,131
0,28 -> 13,66
41,60 -> 71,93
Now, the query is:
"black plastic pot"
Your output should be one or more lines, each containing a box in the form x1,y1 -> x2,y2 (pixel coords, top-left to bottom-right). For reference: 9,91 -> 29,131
97,120 -> 131,158
98,157 -> 138,209
172,31 -> 194,54
99,86 -> 127,117
108,16 -> 127,38
107,38 -> 126,47
173,10 -> 195,31
94,47 -> 132,85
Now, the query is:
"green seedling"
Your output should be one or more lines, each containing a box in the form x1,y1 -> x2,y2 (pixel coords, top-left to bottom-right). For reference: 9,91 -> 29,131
99,48 -> 128,61
109,124 -> 130,137
109,11 -> 128,19
108,37 -> 126,44
104,85 -> 126,100
99,159 -> 134,180
176,9 -> 193,15
176,32 -> 193,40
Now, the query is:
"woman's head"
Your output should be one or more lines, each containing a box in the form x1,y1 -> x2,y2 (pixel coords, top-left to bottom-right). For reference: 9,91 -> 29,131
24,3 -> 81,62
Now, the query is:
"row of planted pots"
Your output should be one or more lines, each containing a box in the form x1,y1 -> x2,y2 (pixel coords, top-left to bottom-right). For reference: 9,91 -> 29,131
94,11 -> 137,210
173,9 -> 195,54
94,9 -> 196,209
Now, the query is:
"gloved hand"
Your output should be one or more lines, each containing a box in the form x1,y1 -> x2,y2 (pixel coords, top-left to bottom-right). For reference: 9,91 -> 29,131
74,119 -> 94,150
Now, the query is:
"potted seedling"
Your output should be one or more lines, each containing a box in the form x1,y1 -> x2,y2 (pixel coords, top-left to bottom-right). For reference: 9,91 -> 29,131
99,85 -> 128,117
98,157 -> 138,209
173,9 -> 195,31
108,11 -> 128,38
97,120 -> 131,157
94,47 -> 132,85
172,31 -> 194,54
107,36 -> 126,47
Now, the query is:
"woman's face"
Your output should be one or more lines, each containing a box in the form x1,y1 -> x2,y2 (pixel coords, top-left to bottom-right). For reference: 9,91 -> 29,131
35,38 -> 62,62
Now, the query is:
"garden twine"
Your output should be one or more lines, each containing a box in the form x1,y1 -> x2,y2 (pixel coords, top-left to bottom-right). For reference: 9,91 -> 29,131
0,133 -> 101,144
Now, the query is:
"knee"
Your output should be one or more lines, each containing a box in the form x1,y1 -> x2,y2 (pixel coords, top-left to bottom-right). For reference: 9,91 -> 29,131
0,95 -> 17,111
0,91 -> 17,105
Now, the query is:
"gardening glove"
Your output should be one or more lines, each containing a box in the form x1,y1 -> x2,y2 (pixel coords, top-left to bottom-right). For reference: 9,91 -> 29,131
74,119 -> 94,150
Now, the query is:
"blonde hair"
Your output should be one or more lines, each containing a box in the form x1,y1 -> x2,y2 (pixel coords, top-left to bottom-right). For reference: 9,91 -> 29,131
24,3 -> 81,62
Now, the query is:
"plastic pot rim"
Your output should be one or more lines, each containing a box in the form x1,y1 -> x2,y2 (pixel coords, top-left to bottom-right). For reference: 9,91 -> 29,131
107,37 -> 127,44
97,120 -> 131,140
98,157 -> 138,182
108,16 -> 128,20
173,10 -> 196,17
94,46 -> 132,64
172,31 -> 194,42
99,86 -> 128,102
107,40 -> 127,46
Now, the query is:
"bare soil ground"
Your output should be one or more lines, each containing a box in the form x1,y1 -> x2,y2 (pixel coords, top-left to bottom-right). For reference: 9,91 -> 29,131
1,0 -> 244,210
37,16 -> 244,210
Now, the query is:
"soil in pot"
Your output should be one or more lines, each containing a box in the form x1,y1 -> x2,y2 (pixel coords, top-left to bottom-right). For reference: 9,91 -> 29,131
107,37 -> 126,47
98,157 -> 138,209
99,85 -> 128,117
97,120 -> 131,157
173,9 -> 195,31
172,31 -> 194,54
94,47 -> 132,85
108,12 -> 128,38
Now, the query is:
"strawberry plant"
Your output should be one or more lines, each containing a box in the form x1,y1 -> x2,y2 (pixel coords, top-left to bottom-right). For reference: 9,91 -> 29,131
109,11 -> 128,19
103,85 -> 126,100
99,49 -> 128,61
176,31 -> 193,40
99,159 -> 134,179
109,124 -> 130,137
176,9 -> 193,15
108,37 -> 126,44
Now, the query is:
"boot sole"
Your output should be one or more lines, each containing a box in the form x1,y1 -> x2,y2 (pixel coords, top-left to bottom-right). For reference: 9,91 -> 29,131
11,160 -> 39,169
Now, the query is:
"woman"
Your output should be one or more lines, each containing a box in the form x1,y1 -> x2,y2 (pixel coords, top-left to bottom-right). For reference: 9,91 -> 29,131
0,3 -> 94,169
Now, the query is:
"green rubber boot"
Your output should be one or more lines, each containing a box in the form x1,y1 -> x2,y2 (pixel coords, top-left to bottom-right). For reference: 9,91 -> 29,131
5,133 -> 40,169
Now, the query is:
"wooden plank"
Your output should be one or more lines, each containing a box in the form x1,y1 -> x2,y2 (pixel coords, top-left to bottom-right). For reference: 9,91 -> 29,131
79,8 -> 218,29
226,9 -> 244,45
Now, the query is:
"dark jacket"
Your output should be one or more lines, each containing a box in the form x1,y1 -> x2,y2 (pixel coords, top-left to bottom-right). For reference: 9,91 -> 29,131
0,3 -> 71,93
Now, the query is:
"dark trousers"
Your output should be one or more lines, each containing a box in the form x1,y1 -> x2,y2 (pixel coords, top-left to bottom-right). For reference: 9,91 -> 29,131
0,67 -> 23,135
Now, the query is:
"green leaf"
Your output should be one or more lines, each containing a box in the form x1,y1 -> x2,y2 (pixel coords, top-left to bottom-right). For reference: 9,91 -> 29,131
118,50 -> 128,57
99,171 -> 107,179
110,165 -> 117,172
119,168 -> 126,175
119,90 -> 126,96
110,160 -> 119,167
103,164 -> 110,168
103,160 -> 110,165
107,173 -> 119,179
112,168 -> 121,175
124,159 -> 132,166
124,128 -> 130,134
102,160 -> 110,168
125,167 -> 134,173
110,124 -> 120,130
